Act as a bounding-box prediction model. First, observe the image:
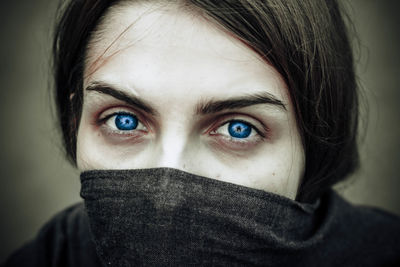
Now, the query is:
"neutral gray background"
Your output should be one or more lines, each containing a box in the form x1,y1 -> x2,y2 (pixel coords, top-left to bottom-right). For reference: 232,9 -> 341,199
0,0 -> 399,262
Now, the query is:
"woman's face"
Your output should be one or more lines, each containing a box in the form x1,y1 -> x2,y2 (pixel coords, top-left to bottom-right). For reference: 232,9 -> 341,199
77,2 -> 304,199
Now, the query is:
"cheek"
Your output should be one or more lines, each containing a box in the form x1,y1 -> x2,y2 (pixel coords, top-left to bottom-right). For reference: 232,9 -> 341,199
76,116 -> 99,171
183,137 -> 304,200
76,119 -> 148,170
245,151 -> 303,199
76,115 -> 121,170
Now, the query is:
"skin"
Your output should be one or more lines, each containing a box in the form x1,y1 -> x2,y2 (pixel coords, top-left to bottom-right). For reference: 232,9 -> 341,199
77,2 -> 305,199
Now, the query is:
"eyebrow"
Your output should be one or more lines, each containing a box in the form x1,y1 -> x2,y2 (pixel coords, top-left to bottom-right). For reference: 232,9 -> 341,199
85,82 -> 157,115
85,81 -> 286,116
195,93 -> 286,115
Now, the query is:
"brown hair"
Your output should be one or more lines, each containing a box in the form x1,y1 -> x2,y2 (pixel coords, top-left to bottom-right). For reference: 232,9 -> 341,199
53,0 -> 359,202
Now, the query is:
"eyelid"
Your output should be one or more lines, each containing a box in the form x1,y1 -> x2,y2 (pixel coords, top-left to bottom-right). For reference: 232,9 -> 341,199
96,106 -> 142,124
98,110 -> 136,125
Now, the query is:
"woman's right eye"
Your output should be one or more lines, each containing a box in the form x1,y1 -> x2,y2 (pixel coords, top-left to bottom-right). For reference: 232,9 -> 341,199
102,112 -> 147,133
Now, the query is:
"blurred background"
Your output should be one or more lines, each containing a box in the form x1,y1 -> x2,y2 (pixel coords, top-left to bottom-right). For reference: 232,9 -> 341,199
0,0 -> 399,262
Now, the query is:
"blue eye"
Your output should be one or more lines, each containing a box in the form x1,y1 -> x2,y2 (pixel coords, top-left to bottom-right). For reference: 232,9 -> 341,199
115,113 -> 138,130
228,121 -> 252,138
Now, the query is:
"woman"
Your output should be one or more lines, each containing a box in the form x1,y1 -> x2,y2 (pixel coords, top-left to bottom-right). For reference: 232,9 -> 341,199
4,0 -> 400,266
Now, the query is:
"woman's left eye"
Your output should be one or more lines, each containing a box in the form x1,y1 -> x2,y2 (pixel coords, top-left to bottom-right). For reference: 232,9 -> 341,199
103,112 -> 147,132
213,120 -> 258,139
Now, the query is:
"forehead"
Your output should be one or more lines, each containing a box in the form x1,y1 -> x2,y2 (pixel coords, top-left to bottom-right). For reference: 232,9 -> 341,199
86,2 -> 259,64
84,2 -> 288,103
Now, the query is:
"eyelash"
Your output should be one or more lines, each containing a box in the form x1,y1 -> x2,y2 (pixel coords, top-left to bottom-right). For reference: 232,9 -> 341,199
96,109 -> 267,147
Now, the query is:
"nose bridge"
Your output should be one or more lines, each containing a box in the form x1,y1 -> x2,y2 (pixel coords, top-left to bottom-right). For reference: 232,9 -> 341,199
155,123 -> 188,169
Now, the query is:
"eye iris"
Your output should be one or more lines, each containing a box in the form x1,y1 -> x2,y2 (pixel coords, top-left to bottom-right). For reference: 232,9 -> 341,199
115,114 -> 138,130
228,121 -> 251,138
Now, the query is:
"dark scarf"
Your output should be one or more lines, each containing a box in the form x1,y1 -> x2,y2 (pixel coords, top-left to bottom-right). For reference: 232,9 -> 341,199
80,168 -> 400,266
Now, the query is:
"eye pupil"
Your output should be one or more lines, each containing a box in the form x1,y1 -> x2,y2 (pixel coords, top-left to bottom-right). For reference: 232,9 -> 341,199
115,114 -> 138,130
228,121 -> 251,138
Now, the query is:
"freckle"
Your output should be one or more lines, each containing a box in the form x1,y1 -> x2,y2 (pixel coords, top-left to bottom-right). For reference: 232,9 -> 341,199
272,172 -> 275,176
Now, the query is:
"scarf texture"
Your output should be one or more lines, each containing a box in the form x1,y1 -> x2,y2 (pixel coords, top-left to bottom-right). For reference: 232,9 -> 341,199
80,168 -> 400,266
